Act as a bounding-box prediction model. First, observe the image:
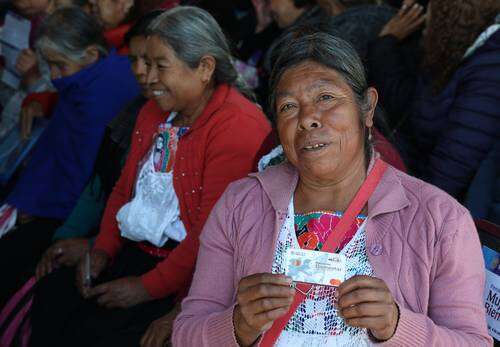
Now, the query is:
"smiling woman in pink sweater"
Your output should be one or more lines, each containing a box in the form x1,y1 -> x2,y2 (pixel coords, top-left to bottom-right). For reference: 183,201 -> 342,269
172,30 -> 492,347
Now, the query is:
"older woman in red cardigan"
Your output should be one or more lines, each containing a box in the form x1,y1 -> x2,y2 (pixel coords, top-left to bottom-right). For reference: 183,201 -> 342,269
30,7 -> 273,347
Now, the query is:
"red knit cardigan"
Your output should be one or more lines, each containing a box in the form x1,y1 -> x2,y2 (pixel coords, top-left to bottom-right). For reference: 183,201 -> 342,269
94,84 -> 274,299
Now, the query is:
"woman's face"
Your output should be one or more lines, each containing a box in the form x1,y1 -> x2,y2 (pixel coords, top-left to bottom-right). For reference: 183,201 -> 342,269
89,0 -> 131,29
275,61 -> 375,182
145,35 -> 213,114
128,35 -> 151,98
42,47 -> 89,79
269,0 -> 305,28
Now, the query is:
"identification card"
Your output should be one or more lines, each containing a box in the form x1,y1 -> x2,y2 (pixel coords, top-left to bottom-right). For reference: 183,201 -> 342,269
284,248 -> 346,286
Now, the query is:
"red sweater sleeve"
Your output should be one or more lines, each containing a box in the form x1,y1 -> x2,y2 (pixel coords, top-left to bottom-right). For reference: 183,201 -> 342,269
140,113 -> 273,299
22,92 -> 58,117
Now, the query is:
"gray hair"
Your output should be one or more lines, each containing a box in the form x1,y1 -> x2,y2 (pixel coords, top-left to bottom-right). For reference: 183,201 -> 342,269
269,28 -> 374,160
37,7 -> 108,64
147,6 -> 254,100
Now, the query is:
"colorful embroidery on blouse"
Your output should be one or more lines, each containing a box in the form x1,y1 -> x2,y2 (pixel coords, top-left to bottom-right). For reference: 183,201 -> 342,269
294,212 -> 366,252
153,123 -> 189,173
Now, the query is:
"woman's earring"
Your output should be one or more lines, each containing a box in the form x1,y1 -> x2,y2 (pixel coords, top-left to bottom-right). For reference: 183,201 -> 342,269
368,128 -> 373,141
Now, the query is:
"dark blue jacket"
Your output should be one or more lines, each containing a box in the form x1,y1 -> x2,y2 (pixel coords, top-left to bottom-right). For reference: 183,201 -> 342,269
465,142 -> 500,224
409,30 -> 500,199
7,50 -> 139,219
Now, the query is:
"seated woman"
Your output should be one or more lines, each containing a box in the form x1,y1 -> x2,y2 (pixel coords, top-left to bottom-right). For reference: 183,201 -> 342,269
0,8 -> 139,306
15,0 -> 91,84
2,0 -> 89,143
173,31 -> 492,346
14,0 -> 144,123
0,10 -> 164,312
367,0 -> 500,200
30,6 -> 273,347
15,0 -> 165,123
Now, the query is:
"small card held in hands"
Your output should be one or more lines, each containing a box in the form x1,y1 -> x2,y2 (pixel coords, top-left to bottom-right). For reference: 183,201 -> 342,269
284,248 -> 346,286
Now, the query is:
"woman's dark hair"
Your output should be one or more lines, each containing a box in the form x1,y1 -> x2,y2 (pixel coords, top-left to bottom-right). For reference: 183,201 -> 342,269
124,9 -> 165,45
147,6 -> 254,100
37,7 -> 108,62
293,0 -> 317,8
423,0 -> 500,94
269,27 -> 374,161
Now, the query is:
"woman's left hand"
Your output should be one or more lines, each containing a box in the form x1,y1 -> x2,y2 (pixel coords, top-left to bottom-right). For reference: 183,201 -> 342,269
88,276 -> 152,309
337,275 -> 399,341
35,238 -> 89,280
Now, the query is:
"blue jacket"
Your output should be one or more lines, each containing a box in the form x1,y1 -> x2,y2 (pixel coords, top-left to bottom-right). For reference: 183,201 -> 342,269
7,50 -> 139,219
409,30 -> 500,199
465,142 -> 500,224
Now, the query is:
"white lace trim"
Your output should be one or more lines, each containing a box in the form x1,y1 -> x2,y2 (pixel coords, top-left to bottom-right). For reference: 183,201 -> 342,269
272,199 -> 373,346
258,145 -> 284,172
116,112 -> 187,247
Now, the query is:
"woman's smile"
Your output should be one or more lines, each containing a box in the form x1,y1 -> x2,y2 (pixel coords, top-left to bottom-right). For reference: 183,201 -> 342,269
302,142 -> 330,152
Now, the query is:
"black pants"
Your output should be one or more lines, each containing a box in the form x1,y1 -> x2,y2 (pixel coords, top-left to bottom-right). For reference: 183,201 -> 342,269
30,245 -> 174,347
0,218 -> 61,309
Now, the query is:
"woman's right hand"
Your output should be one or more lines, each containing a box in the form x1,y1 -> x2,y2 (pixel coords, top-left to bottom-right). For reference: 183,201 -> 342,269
20,101 -> 44,139
379,0 -> 426,41
233,273 -> 295,347
75,248 -> 110,297
36,238 -> 90,280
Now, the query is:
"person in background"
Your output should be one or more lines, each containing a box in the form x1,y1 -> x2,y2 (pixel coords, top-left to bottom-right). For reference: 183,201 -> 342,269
365,0 -> 425,126
16,0 -> 140,118
33,8 -> 164,286
17,0 -> 179,120
465,142 -> 500,226
88,0 -> 178,54
15,0 -> 90,82
30,7 -> 273,347
367,0 -> 500,200
173,30 -> 491,347
11,0 -> 50,82
0,8 -> 160,317
0,0 -> 56,139
261,1 -> 395,116
269,0 -> 326,29
88,0 -> 138,54
0,7 -> 139,307
10,0 -> 49,55
7,0 -> 89,153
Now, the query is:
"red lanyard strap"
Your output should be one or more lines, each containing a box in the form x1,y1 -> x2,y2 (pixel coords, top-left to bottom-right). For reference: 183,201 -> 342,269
260,159 -> 388,347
